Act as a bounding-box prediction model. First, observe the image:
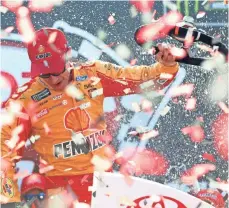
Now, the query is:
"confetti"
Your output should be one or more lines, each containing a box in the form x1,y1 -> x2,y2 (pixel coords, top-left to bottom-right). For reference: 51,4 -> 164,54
0,194 -> 9,204
16,6 -> 35,43
0,6 -> 8,13
64,168 -> 72,172
132,102 -> 141,112
39,165 -> 54,174
160,106 -> 171,116
91,155 -> 112,171
119,195 -> 136,206
163,1 -> 178,11
218,102 -> 229,113
170,84 -> 194,98
43,122 -> 51,135
141,99 -> 153,112
65,84 -> 84,100
123,88 -> 131,94
212,113 -> 228,160
90,76 -> 101,85
28,0 -> 63,12
130,0 -> 154,13
129,5 -> 138,18
29,135 -> 40,144
97,29 -> 107,41
202,153 -> 216,162
73,201 -> 90,208
181,164 -> 216,185
108,15 -> 116,25
182,125 -> 205,143
159,73 -> 173,80
81,175 -> 89,184
185,98 -> 197,111
4,26 -> 14,34
196,11 -> 206,19
48,31 -> 58,44
115,44 -> 131,60
130,58 -> 137,66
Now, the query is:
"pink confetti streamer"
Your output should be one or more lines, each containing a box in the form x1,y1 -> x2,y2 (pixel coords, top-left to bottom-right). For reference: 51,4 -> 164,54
212,113 -> 228,161
170,84 -> 194,98
16,6 -> 35,43
196,11 -> 206,19
130,0 -> 154,13
130,58 -> 137,66
108,15 -> 116,25
135,11 -> 183,44
39,165 -> 54,174
185,98 -> 197,110
218,102 -> 229,114
4,26 -> 14,34
181,164 -> 216,185
182,125 -> 205,143
28,0 -> 63,12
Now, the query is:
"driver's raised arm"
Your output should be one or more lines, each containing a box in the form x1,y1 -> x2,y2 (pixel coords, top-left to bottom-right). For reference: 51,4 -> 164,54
94,43 -> 179,97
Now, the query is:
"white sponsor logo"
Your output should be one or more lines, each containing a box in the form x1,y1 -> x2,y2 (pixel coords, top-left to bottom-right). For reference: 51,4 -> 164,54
36,109 -> 49,118
53,94 -> 63,100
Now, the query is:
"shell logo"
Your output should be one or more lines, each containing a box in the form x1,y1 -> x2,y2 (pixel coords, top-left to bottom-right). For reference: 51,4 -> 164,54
64,107 -> 90,133
38,45 -> 45,53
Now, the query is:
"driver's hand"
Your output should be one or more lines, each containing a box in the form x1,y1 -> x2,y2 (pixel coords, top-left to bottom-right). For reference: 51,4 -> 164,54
156,43 -> 177,67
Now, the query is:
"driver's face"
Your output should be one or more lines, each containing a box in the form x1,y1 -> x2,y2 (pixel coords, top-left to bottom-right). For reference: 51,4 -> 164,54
41,69 -> 71,91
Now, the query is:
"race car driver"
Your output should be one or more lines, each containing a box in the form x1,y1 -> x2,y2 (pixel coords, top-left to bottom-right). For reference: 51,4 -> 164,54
1,27 -> 179,206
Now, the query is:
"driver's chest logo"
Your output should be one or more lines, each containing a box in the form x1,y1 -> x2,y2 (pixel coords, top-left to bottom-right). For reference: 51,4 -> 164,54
1,178 -> 14,198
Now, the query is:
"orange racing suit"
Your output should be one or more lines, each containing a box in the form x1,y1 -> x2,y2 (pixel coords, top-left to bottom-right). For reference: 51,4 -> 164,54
1,60 -> 178,204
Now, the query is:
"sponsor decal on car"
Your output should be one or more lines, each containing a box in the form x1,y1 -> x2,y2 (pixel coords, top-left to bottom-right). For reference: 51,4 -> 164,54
76,75 -> 88,81
31,88 -> 51,102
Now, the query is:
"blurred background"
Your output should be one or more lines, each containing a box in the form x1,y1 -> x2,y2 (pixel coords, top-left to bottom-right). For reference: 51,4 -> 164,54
1,0 -> 228,207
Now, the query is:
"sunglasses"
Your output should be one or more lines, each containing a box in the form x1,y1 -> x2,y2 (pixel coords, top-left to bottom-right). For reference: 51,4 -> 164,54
23,192 -> 46,202
39,68 -> 66,78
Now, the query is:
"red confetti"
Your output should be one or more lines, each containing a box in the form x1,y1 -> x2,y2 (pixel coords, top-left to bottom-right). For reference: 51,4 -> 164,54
182,125 -> 205,143
202,153 -> 216,162
130,0 -> 154,13
116,148 -> 169,176
181,164 -> 216,185
135,11 -> 183,44
196,116 -> 204,123
212,113 -> 228,161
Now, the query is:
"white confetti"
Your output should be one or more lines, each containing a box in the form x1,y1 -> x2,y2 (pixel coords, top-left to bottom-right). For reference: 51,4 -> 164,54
29,135 -> 41,144
39,165 -> 54,174
0,6 -> 8,13
114,79 -> 128,85
90,76 -> 101,85
140,130 -> 159,140
132,102 -> 141,112
130,5 -> 138,18
91,155 -> 112,171
160,106 -> 171,116
65,84 -> 84,100
123,88 -> 131,94
115,44 -> 131,60
185,98 -> 197,111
